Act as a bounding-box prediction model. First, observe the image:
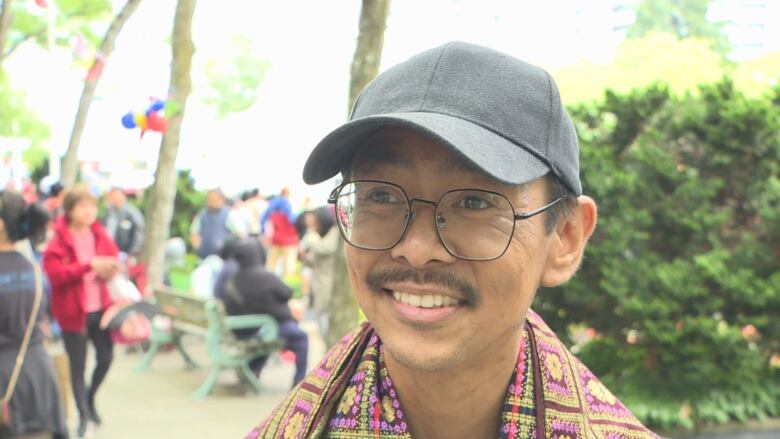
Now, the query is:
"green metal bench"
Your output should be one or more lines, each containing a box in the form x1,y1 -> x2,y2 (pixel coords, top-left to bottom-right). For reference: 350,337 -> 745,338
134,288 -> 284,399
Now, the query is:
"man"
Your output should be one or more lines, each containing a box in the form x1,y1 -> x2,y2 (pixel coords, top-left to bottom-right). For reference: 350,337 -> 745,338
43,181 -> 65,218
260,187 -> 299,278
103,186 -> 147,293
249,42 -> 657,438
240,188 -> 267,237
103,187 -> 144,258
190,189 -> 245,259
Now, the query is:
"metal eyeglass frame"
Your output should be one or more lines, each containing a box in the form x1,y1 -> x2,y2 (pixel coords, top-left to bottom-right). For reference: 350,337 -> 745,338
327,179 -> 567,261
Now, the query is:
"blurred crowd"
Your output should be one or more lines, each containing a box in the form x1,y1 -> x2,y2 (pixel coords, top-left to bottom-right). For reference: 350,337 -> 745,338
0,179 -> 338,439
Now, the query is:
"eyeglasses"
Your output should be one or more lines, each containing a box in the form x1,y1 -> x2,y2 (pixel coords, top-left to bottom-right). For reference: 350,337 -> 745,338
327,180 -> 565,261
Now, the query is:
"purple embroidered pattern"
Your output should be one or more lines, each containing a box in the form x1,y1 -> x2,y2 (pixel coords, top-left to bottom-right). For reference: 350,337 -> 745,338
326,334 -> 412,436
325,332 -> 536,438
247,311 -> 660,439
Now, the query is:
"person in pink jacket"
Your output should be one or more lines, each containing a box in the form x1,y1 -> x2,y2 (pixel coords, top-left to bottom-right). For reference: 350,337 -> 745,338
43,185 -> 119,437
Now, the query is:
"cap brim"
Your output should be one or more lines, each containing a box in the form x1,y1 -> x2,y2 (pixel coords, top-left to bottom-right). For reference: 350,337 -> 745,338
303,112 -> 551,186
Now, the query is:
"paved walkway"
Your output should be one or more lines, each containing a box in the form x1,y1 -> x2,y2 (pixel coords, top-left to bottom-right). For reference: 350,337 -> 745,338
61,322 -> 325,439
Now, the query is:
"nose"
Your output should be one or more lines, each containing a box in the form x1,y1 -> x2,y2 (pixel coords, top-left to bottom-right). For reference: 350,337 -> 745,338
389,201 -> 457,268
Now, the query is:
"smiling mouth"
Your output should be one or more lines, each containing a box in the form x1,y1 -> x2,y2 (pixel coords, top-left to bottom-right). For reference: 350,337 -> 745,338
382,288 -> 466,309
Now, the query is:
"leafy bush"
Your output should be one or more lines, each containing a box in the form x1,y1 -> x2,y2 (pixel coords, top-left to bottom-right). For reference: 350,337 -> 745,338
137,169 -> 205,251
534,79 -> 780,430
170,169 -> 206,250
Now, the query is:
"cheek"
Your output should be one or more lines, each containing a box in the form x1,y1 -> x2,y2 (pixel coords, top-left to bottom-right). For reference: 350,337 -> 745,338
345,247 -> 390,321
481,240 -> 542,318
82,208 -> 96,221
345,247 -> 372,294
74,203 -> 97,220
483,261 -> 526,306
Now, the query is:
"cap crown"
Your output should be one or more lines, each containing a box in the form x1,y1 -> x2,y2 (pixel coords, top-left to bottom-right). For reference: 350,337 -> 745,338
351,42 -> 581,194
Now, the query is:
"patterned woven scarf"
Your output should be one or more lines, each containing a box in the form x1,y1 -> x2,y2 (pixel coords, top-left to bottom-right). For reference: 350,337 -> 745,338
248,310 -> 659,439
322,329 -> 537,438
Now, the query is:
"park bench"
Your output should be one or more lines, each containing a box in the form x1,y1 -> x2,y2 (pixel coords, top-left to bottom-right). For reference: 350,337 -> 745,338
134,288 -> 285,399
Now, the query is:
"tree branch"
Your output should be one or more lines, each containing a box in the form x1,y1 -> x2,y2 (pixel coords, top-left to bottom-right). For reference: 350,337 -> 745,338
0,0 -> 14,68
60,0 -> 144,186
3,30 -> 44,60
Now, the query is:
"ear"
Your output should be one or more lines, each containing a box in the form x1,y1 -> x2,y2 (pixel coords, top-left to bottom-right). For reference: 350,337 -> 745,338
540,196 -> 597,287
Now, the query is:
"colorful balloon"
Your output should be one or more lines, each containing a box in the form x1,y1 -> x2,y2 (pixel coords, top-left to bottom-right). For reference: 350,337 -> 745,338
133,113 -> 147,130
121,112 -> 137,129
146,112 -> 168,133
147,100 -> 165,113
164,100 -> 181,119
122,99 -> 170,138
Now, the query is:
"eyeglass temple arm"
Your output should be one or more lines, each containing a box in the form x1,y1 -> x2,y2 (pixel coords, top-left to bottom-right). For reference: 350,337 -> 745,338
326,189 -> 340,204
513,196 -> 566,220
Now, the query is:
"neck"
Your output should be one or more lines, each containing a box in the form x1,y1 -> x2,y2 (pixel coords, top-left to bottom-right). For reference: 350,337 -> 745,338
0,232 -> 14,251
69,222 -> 89,232
385,329 -> 523,438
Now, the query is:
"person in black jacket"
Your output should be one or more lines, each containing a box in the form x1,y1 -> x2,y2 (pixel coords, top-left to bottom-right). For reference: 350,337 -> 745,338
221,238 -> 308,387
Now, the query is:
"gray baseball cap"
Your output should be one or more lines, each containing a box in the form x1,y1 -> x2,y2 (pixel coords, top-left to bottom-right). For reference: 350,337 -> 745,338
302,41 -> 582,195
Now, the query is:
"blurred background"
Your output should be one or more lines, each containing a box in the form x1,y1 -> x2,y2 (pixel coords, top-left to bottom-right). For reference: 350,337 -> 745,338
1,0 -> 779,438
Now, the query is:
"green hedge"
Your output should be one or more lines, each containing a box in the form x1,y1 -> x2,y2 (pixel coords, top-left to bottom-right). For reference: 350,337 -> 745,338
533,79 -> 780,430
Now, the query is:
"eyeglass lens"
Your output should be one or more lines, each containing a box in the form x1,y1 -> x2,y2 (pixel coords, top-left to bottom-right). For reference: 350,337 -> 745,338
334,181 -> 516,260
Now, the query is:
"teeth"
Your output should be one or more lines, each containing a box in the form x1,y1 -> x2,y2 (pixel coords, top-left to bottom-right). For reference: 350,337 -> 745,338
391,291 -> 461,308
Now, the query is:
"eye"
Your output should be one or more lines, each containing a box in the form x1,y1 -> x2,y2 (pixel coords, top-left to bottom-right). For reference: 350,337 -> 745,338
457,194 -> 494,209
367,189 -> 401,204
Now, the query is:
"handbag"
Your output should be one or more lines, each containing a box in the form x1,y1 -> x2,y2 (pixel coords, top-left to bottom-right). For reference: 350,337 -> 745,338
100,301 -> 155,345
0,261 -> 43,428
107,275 -> 142,302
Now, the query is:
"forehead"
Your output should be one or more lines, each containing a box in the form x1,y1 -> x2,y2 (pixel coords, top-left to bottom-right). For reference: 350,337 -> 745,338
76,196 -> 97,206
348,128 -> 540,206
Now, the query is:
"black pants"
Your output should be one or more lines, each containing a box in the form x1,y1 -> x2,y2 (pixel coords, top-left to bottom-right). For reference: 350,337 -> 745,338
62,311 -> 113,420
249,320 -> 309,386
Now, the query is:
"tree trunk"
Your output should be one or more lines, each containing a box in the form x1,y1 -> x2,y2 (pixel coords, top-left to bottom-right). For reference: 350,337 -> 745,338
347,0 -> 390,113
326,0 -> 390,348
140,0 -> 195,289
59,0 -> 142,187
0,0 -> 13,69
325,242 -> 357,348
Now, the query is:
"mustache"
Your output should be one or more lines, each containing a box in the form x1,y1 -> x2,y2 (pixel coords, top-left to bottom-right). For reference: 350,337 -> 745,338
366,267 -> 478,304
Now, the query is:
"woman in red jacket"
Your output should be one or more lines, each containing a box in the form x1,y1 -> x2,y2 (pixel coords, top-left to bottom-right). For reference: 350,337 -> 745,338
43,184 -> 120,438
